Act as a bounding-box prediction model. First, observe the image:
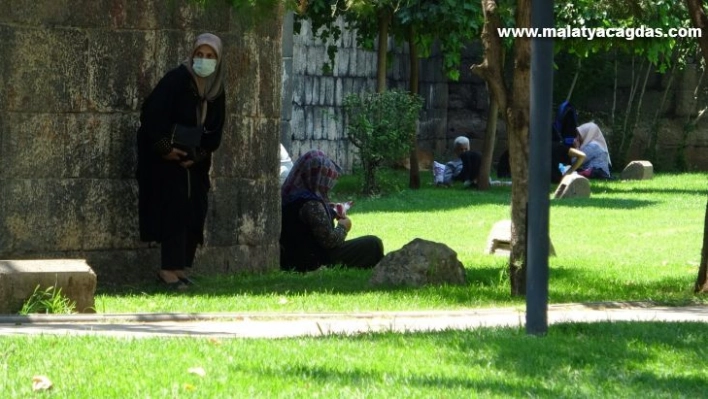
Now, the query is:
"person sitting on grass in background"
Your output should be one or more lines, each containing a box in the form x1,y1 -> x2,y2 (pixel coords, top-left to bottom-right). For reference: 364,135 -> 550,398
442,136 -> 483,188
550,100 -> 586,183
576,122 -> 613,179
280,150 -> 384,272
551,133 -> 586,184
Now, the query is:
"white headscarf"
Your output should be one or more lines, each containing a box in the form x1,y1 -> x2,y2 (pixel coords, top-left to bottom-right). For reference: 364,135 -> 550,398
182,33 -> 225,124
577,122 -> 611,166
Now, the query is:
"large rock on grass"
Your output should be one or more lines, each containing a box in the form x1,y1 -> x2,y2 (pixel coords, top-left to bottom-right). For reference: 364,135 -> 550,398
370,238 -> 466,287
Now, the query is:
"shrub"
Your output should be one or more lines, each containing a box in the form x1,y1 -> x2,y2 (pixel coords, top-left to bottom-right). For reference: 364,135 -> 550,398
343,89 -> 423,195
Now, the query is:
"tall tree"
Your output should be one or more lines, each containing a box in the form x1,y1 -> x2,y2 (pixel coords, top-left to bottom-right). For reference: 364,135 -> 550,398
472,0 -> 531,295
685,0 -> 708,293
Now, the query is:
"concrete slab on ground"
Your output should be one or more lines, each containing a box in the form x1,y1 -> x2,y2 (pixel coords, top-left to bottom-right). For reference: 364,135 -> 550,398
0,303 -> 706,338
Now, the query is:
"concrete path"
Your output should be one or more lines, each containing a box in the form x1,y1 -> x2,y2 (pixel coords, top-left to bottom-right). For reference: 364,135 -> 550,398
1,302 -> 706,338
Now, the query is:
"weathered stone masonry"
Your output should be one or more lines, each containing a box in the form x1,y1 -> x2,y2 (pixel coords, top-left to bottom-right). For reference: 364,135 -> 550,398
0,1 -> 283,285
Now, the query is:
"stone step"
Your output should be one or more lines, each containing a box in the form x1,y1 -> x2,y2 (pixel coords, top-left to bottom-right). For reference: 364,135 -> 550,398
554,173 -> 591,199
621,160 -> 654,180
485,220 -> 556,256
0,259 -> 97,314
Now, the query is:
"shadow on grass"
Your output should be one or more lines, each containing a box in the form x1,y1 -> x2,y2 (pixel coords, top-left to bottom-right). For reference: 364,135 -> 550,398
590,184 -> 708,197
331,180 -> 659,216
549,197 -> 657,209
443,322 -> 708,396
96,248 -> 708,305
243,322 -> 708,396
98,266 -> 515,306
97,264 -> 703,310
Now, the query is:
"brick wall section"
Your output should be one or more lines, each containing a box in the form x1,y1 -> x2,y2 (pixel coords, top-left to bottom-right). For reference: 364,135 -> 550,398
0,0 -> 283,285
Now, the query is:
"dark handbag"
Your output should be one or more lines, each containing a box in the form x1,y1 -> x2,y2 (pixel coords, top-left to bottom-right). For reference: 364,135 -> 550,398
171,124 -> 202,160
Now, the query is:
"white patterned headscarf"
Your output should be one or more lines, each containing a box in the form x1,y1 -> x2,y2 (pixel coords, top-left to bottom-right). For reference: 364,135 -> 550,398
577,122 -> 611,166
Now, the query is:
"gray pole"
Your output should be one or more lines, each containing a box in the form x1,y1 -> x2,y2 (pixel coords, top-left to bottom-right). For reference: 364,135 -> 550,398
526,0 -> 554,335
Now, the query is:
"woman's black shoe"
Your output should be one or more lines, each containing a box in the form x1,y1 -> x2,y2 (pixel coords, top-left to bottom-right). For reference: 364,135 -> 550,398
156,273 -> 188,291
178,277 -> 197,286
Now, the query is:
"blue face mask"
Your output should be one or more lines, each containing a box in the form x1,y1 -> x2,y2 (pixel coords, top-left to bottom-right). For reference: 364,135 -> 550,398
192,58 -> 217,78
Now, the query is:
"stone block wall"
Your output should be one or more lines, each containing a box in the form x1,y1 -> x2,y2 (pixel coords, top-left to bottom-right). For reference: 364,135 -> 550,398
0,1 -> 283,285
285,17 -> 453,171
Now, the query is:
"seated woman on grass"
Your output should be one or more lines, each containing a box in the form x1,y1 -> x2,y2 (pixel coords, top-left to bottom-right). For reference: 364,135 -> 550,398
279,150 -> 384,272
576,122 -> 613,179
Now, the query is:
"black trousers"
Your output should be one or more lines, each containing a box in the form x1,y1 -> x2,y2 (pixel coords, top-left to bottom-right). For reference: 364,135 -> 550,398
322,235 -> 384,269
456,150 -> 482,183
160,230 -> 199,270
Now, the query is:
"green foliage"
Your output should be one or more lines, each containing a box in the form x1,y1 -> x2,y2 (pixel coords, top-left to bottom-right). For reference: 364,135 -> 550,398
394,0 -> 482,81
296,0 -> 483,80
555,0 -> 694,72
343,90 -> 423,194
19,285 -> 76,315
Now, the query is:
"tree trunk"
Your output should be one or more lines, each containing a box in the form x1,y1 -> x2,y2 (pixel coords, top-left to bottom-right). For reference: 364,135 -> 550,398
611,51 -> 618,129
647,46 -> 681,159
362,159 -> 377,196
471,0 -> 508,112
565,58 -> 581,102
507,0 -> 532,296
686,0 -> 708,60
696,198 -> 708,293
472,0 -> 531,296
471,0 -> 507,193
477,91 -> 498,191
685,0 -> 708,292
408,25 -> 421,190
376,9 -> 391,93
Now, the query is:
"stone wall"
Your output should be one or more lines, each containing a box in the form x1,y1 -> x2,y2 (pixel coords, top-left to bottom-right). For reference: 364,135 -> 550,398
284,17 -> 454,171
0,0 -> 283,285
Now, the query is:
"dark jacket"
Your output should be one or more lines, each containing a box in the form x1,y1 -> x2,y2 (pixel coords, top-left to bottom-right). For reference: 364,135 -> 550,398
136,65 -> 225,243
280,198 -> 346,272
551,141 -> 572,184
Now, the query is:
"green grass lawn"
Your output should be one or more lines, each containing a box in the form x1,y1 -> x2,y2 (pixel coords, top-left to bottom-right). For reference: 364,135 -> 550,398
95,171 -> 707,313
2,171 -> 707,398
3,323 -> 707,398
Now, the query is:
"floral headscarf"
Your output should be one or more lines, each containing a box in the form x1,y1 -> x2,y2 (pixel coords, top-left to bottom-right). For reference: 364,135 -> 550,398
281,150 -> 342,206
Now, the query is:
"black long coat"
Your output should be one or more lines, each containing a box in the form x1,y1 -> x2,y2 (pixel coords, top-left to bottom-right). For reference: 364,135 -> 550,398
136,65 -> 225,244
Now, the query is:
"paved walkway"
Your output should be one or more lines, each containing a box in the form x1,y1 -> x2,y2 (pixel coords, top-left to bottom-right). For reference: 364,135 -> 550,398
1,302 -> 707,338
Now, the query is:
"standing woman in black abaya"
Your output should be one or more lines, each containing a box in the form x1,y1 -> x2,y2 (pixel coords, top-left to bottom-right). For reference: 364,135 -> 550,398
136,33 -> 226,290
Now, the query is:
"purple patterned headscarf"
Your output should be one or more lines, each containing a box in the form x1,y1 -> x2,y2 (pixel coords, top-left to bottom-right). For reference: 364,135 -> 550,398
281,150 -> 342,206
